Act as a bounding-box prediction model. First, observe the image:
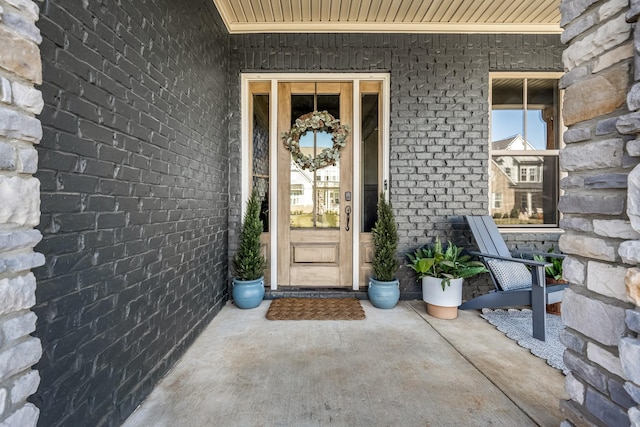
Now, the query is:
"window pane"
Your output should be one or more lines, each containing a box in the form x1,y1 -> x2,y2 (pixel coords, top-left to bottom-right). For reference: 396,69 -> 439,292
527,79 -> 559,150
289,94 -> 340,229
525,109 -> 547,150
361,94 -> 379,232
291,95 -> 314,126
317,94 -> 340,119
492,79 -> 559,151
252,94 -> 269,232
490,155 -> 559,226
315,175 -> 340,228
491,79 -> 524,144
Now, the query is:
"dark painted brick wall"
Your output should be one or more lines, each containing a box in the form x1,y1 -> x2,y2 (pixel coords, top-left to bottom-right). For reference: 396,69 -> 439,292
228,34 -> 564,299
34,1 -> 229,425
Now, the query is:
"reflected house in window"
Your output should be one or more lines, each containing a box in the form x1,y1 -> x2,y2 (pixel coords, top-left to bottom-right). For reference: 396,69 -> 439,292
489,75 -> 561,227
290,144 -> 340,228
491,134 -> 545,222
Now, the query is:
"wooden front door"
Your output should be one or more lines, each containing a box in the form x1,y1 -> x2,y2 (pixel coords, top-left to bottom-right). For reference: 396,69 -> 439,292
277,82 -> 353,287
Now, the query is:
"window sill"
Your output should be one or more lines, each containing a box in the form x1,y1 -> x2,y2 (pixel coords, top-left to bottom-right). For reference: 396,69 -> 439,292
498,228 -> 564,234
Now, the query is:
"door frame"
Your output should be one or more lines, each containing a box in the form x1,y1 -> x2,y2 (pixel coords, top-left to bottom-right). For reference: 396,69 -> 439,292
240,73 -> 391,290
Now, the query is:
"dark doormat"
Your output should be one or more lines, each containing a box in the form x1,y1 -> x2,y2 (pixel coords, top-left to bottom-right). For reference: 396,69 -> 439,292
266,298 -> 366,320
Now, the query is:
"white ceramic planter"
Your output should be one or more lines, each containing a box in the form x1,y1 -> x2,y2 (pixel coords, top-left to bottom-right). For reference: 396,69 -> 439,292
422,276 -> 463,306
422,276 -> 463,319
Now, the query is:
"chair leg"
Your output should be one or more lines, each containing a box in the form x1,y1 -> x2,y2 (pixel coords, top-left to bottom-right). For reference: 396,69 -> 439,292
531,265 -> 546,341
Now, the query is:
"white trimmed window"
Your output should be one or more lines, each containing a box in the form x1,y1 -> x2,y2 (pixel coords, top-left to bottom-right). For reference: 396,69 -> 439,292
519,166 -> 540,182
489,73 -> 563,228
493,192 -> 502,209
290,184 -> 303,205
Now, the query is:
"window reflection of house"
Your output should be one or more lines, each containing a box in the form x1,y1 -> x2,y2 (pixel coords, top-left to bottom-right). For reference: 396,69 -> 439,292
489,75 -> 560,227
290,143 -> 341,228
490,134 -> 544,220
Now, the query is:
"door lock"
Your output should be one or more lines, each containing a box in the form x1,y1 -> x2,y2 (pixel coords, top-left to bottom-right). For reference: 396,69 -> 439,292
345,191 -> 351,202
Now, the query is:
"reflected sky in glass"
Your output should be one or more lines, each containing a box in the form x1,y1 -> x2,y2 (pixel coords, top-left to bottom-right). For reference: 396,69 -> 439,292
491,110 -> 546,150
298,131 -> 333,149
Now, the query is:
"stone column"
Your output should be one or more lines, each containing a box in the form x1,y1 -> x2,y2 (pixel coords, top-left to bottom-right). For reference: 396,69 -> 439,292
0,0 -> 44,426
559,0 -> 640,426
617,2 -> 640,425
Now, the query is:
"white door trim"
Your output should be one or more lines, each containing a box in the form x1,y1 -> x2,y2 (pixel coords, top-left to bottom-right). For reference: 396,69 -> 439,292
351,80 -> 361,290
240,73 -> 390,290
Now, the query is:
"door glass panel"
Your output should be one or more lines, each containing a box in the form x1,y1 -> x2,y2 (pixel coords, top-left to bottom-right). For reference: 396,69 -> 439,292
252,94 -> 269,232
317,94 -> 340,119
289,93 -> 341,229
361,94 -> 379,232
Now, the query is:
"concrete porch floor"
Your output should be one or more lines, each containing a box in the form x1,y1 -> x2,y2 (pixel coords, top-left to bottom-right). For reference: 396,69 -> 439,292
123,300 -> 567,427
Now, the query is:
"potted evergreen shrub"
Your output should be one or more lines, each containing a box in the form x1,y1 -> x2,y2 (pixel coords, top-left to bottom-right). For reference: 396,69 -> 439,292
232,191 -> 266,309
407,238 -> 487,319
368,192 -> 400,309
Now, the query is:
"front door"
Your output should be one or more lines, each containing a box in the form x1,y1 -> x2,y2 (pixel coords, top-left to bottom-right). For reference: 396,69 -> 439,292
277,82 -> 353,287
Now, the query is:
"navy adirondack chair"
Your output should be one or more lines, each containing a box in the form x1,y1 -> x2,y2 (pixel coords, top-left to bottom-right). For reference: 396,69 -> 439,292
460,215 -> 567,341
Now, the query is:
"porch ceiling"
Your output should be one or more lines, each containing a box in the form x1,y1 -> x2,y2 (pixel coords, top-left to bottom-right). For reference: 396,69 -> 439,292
212,0 -> 561,34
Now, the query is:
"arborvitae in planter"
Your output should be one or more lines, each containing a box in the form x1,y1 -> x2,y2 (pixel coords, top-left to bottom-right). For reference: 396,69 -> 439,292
232,191 -> 266,309
368,192 -> 400,309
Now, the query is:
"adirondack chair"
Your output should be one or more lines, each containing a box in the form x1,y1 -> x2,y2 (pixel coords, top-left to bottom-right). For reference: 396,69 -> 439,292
460,215 -> 567,341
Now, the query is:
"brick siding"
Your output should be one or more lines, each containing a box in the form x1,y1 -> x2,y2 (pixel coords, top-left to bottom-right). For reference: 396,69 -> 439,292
34,1 -> 229,425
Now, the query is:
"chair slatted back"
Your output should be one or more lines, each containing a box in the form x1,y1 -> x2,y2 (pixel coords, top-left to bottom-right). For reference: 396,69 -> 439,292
465,216 -> 512,258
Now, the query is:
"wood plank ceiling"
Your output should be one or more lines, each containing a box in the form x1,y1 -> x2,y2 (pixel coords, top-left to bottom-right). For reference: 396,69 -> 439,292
212,0 -> 561,34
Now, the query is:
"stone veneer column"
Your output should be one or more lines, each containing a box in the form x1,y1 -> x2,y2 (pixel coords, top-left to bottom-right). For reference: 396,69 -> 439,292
559,0 -> 640,426
617,1 -> 640,425
0,0 -> 44,426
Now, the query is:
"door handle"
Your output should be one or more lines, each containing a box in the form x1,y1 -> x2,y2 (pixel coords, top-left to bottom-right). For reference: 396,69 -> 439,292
345,206 -> 351,231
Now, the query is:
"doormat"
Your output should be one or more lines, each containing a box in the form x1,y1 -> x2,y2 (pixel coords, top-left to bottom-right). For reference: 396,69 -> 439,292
481,308 -> 567,374
266,298 -> 365,320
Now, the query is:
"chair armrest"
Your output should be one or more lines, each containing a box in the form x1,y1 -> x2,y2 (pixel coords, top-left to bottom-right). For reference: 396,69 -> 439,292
512,250 -> 566,260
468,251 -> 552,268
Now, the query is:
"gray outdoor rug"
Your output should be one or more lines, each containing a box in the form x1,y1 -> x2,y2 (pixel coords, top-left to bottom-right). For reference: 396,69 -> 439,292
481,308 -> 567,373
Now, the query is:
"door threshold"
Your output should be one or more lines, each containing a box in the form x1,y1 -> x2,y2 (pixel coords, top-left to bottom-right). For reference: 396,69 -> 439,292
265,288 -> 368,300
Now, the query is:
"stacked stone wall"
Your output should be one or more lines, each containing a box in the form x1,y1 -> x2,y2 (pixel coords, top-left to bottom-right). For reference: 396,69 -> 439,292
34,1 -> 230,425
559,0 -> 640,425
0,0 -> 44,426
229,33 -> 565,299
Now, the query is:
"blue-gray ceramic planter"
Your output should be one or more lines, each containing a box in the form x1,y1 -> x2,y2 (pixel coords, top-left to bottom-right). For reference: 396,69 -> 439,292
232,277 -> 265,309
368,278 -> 400,309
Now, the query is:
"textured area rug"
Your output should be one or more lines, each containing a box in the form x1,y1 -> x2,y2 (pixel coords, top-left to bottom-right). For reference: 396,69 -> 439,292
481,308 -> 567,373
266,298 -> 365,320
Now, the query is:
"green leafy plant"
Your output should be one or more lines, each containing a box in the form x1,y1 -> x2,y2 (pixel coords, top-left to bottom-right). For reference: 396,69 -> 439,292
372,192 -> 399,282
533,247 -> 563,281
233,191 -> 266,281
407,238 -> 488,290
